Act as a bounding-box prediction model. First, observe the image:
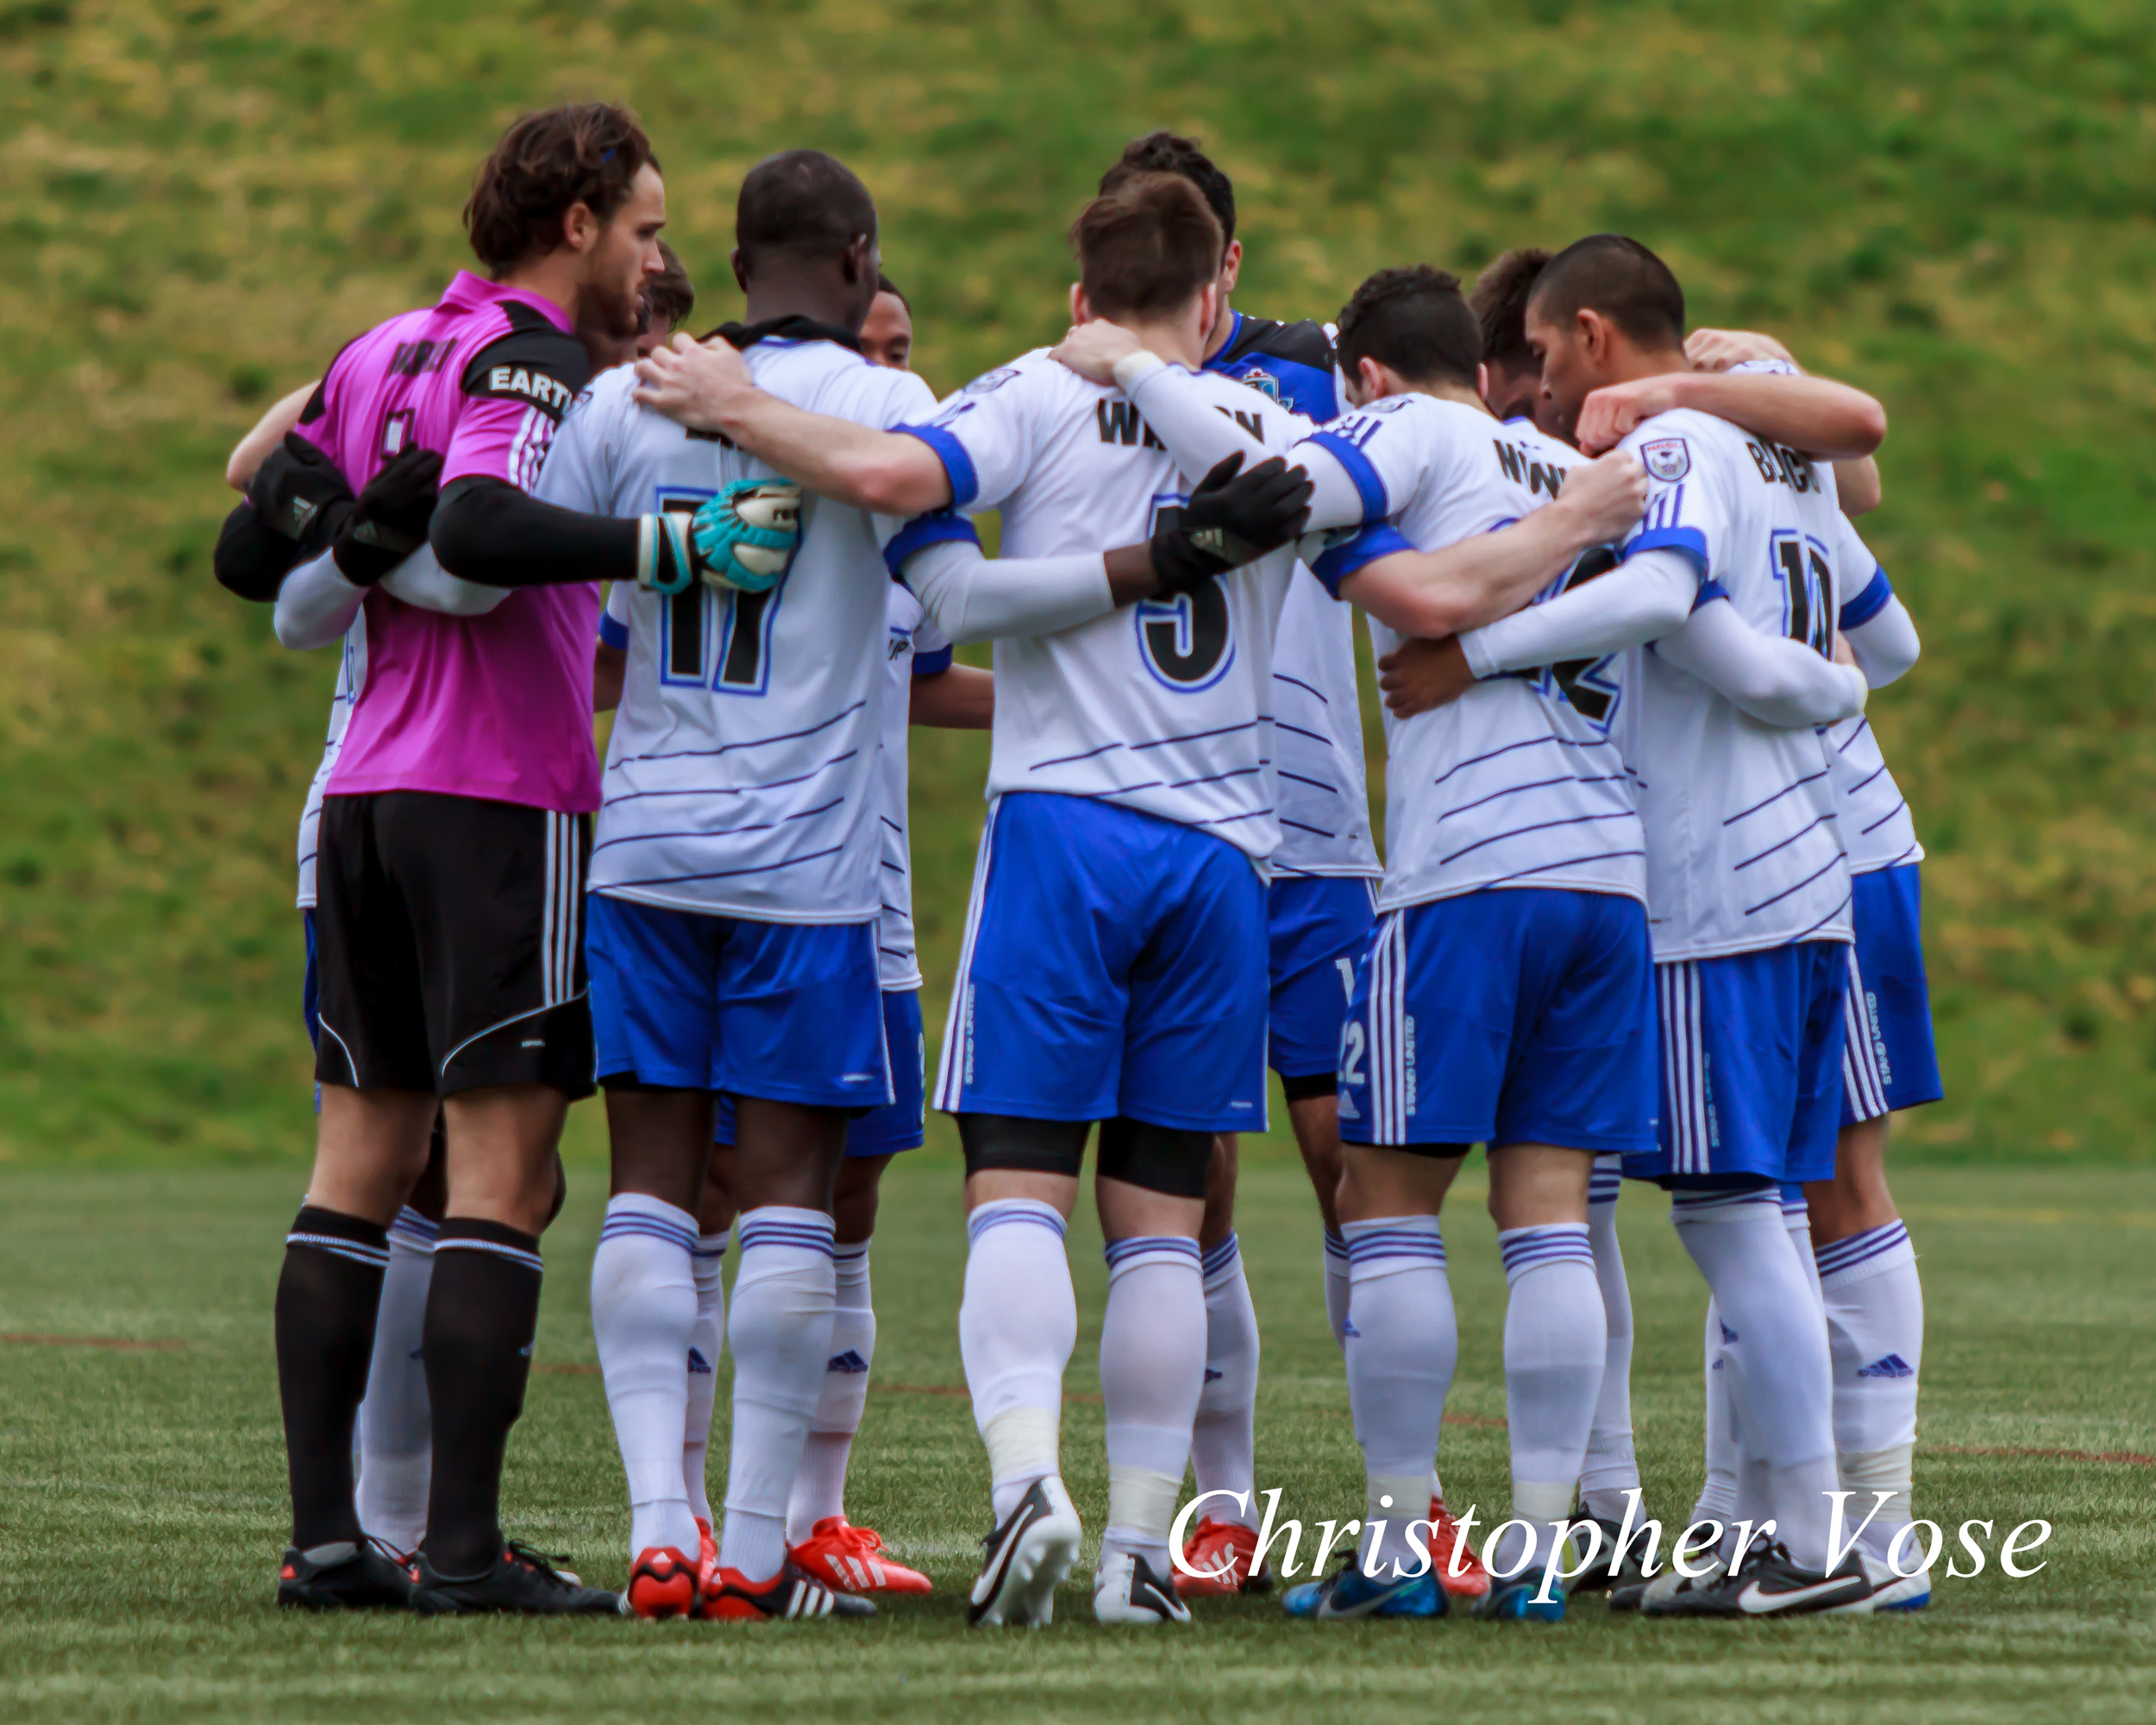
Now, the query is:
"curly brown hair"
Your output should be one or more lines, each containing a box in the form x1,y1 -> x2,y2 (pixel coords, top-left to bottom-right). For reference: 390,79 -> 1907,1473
464,103 -> 660,274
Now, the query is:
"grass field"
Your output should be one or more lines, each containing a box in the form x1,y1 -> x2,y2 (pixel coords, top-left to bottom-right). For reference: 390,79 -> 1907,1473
2,1150 -> 2152,1722
3,1 -> 2156,1165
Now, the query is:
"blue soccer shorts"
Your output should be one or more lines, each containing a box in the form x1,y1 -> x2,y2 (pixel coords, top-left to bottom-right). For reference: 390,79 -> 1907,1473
1267,875 -> 1379,1085
714,988 -> 926,1155
934,792 -> 1269,1132
1632,938 -> 1849,1189
586,892 -> 890,1109
1336,888 -> 1657,1153
1840,864 -> 1943,1127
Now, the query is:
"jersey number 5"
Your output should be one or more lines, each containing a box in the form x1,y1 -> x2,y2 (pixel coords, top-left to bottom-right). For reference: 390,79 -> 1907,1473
1135,497 -> 1236,692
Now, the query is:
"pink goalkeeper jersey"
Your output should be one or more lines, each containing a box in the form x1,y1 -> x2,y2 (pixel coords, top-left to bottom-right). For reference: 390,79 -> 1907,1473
303,271 -> 601,813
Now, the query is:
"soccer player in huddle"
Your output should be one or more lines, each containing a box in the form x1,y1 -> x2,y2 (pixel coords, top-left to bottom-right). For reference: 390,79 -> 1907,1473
1094,132 -> 1406,1602
216,100 -> 837,1615
672,267 -> 993,1605
223,235 -> 700,1566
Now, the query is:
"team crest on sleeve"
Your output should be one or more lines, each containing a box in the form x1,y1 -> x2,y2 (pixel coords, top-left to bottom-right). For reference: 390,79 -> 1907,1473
962,367 -> 1018,395
1236,365 -> 1281,402
1641,436 -> 1690,482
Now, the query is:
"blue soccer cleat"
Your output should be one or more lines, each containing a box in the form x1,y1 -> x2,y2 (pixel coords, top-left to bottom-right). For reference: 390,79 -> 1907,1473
1283,1559 -> 1445,1621
1471,1571 -> 1567,1622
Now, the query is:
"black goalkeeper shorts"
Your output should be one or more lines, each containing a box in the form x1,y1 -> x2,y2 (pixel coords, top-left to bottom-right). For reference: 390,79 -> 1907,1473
312,791 -> 594,1099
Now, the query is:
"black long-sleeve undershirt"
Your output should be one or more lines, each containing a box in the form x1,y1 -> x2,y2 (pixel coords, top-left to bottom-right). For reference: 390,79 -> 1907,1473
428,474 -> 640,588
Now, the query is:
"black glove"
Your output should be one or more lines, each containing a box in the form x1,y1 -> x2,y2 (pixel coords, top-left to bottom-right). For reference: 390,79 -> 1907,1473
216,433 -> 357,602
331,446 -> 444,586
1149,451 -> 1314,596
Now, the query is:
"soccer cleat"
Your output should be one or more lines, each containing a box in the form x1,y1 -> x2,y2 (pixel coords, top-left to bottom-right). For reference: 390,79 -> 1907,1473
1471,1570 -> 1567,1622
1612,1552 -> 1725,1613
1282,1558 -> 1445,1621
790,1517 -> 932,1596
1093,1549 -> 1192,1625
408,1541 -> 622,1615
1645,1539 -> 1871,1618
1175,1516 -> 1271,1597
1564,1513 -> 1654,1596
1826,1547 -> 1931,1615
968,1475 -> 1081,1628
624,1545 -> 700,1620
275,1538 -> 415,1610
698,1559 -> 875,1621
1426,1496 -> 1491,1599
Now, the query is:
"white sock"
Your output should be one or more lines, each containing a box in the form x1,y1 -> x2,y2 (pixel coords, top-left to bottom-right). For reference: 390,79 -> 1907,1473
1189,1233 -> 1260,1532
1098,1237 -> 1206,1571
1816,1220 -> 1922,1559
355,1208 -> 435,1553
1783,1186 -> 1824,1307
682,1229 -> 729,1528
1323,1227 -> 1351,1352
1671,1192 -> 1839,1570
718,1208 -> 836,1582
786,1242 -> 874,1542
1497,1226 -> 1606,1565
1343,1216 -> 1454,1577
591,1194 -> 702,1559
1579,1162 -> 1639,1521
959,1201 -> 1075,1523
1695,1299 -> 1739,1526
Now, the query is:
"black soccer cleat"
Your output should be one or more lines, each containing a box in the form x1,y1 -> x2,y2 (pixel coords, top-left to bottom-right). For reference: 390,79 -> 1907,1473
1644,1539 -> 1871,1618
407,1540 -> 623,1615
276,1538 -> 417,1610
1565,1513 -> 1656,1596
697,1559 -> 876,1621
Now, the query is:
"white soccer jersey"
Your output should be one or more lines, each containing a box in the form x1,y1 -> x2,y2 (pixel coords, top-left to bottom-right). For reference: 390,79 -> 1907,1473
1271,568 -> 1381,879
1827,512 -> 1923,875
1300,397 -> 1643,912
1614,406 -> 1856,959
295,619 -> 367,909
874,582 -> 952,988
906,350 -> 1300,862
548,342 -> 938,921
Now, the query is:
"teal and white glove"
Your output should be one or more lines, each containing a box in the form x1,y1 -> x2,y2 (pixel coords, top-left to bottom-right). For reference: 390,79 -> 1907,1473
695,480 -> 801,592
635,480 -> 803,597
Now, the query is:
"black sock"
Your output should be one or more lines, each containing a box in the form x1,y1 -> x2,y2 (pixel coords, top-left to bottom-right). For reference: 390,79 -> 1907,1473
422,1218 -> 544,1575
274,1205 -> 390,1550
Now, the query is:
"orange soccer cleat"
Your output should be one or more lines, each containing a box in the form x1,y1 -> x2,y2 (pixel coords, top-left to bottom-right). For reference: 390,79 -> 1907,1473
1175,1516 -> 1272,1597
789,1517 -> 932,1596
1427,1496 -> 1491,1599
698,1559 -> 876,1621
624,1545 -> 700,1619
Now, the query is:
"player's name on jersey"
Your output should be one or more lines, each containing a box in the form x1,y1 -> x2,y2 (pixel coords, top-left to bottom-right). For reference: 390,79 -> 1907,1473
1094,398 -> 1266,450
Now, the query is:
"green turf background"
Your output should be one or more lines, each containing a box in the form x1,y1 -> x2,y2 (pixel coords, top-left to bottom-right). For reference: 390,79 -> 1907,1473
3,0 -> 2154,1166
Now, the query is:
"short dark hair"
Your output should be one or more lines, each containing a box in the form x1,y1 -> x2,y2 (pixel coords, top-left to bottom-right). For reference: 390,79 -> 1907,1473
1526,234 -> 1685,348
464,103 -> 660,274
646,239 -> 695,330
1470,248 -> 1551,372
736,149 -> 877,267
1335,266 -> 1481,389
875,272 -> 909,311
1099,129 -> 1235,245
1071,174 -> 1224,323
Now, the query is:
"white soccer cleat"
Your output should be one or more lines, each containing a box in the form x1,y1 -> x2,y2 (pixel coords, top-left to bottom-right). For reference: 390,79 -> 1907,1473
1092,1548 -> 1193,1626
1612,1552 -> 1727,1612
968,1476 -> 1081,1628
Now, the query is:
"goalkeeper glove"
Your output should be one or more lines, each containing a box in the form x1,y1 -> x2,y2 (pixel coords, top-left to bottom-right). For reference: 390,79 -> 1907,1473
636,480 -> 803,596
331,446 -> 444,586
1149,452 -> 1313,596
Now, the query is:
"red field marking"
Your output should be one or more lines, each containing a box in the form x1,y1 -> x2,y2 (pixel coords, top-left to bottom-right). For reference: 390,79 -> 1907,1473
1921,1441 -> 2155,1467
0,1333 -> 183,1352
